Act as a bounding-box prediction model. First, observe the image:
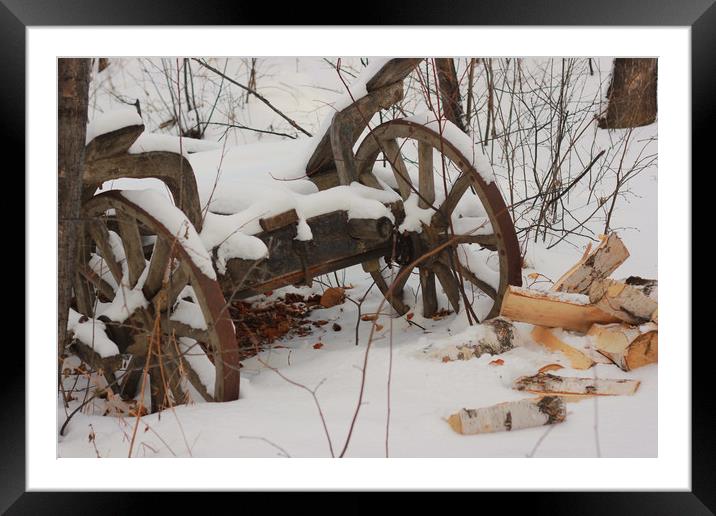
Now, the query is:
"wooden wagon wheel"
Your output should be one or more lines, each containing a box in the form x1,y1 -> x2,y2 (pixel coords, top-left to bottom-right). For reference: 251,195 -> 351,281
352,118 -> 522,321
71,190 -> 240,413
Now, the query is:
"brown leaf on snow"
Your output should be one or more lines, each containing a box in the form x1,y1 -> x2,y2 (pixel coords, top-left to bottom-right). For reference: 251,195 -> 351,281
361,313 -> 379,322
489,358 -> 505,366
320,287 -> 345,308
312,342 -> 324,349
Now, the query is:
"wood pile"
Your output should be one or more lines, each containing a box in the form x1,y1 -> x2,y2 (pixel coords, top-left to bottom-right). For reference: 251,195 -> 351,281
447,233 -> 657,436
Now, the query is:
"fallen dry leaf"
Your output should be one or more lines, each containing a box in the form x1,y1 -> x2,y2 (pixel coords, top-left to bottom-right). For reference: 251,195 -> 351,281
489,358 -> 505,366
312,342 -> 324,350
361,313 -> 379,322
320,287 -> 345,308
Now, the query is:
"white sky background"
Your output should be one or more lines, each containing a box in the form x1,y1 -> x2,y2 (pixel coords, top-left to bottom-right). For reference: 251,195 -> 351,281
27,27 -> 689,490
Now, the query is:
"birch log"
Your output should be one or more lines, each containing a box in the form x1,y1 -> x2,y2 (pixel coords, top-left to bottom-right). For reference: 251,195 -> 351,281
433,318 -> 516,362
500,286 -> 621,332
588,279 -> 658,325
552,233 -> 629,294
588,322 -> 658,371
447,396 -> 566,435
514,373 -> 640,396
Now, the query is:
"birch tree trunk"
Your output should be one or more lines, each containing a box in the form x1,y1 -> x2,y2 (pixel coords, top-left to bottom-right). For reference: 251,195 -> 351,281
58,58 -> 91,379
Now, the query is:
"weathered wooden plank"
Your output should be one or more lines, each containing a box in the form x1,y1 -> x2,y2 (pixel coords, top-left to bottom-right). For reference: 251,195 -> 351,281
306,80 -> 405,181
347,217 -> 393,241
84,124 -> 145,162
365,58 -> 423,91
259,209 -> 299,233
221,210 -> 394,298
83,151 -> 203,231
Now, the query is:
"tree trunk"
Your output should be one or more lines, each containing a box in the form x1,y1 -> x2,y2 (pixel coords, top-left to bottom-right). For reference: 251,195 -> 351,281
598,58 -> 657,129
58,58 -> 91,379
434,58 -> 467,133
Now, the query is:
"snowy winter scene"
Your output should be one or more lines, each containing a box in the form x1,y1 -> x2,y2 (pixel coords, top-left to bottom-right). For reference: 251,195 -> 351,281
57,57 -> 658,458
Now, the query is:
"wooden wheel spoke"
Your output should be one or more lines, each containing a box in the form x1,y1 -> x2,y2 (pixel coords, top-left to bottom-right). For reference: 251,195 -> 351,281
152,267 -> 189,311
433,172 -> 472,226
432,260 -> 461,313
73,271 -> 95,317
87,220 -> 124,285
418,141 -> 435,208
116,213 -> 146,288
143,238 -> 172,300
419,267 -> 438,318
382,139 -> 412,200
78,264 -> 115,301
174,339 -> 214,402
445,254 -> 498,300
165,319 -> 210,343
371,265 -> 411,316
454,233 -> 498,249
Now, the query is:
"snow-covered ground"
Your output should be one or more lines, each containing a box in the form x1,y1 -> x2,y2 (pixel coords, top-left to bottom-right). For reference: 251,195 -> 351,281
59,57 -> 657,458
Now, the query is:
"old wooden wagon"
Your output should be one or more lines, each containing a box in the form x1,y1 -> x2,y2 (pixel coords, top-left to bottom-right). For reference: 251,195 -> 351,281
69,58 -> 522,412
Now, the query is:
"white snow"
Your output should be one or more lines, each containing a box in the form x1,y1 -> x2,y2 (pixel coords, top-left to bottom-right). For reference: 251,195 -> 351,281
129,133 -> 219,155
119,189 -> 216,279
178,337 -> 216,398
66,309 -> 120,358
404,112 -> 497,184
169,300 -> 208,330
398,193 -> 435,233
60,57 -> 657,460
85,108 -> 143,144
198,182 -> 396,267
99,281 -> 149,323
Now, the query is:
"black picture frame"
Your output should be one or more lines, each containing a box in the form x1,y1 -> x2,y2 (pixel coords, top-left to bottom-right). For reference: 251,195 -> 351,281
10,0 -> 707,512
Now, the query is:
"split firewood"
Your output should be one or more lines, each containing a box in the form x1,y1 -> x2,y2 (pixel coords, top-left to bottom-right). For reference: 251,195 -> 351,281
514,372 -> 640,396
588,322 -> 658,371
434,318 -> 517,362
552,233 -> 630,294
447,396 -> 566,435
500,286 -> 621,333
531,326 -> 595,370
588,278 -> 657,325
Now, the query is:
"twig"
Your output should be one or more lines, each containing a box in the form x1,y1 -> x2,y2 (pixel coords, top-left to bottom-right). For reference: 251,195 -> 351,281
193,58 -> 312,137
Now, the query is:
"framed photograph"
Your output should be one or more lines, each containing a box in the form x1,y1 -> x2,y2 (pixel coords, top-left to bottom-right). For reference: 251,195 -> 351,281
13,0 -> 707,512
